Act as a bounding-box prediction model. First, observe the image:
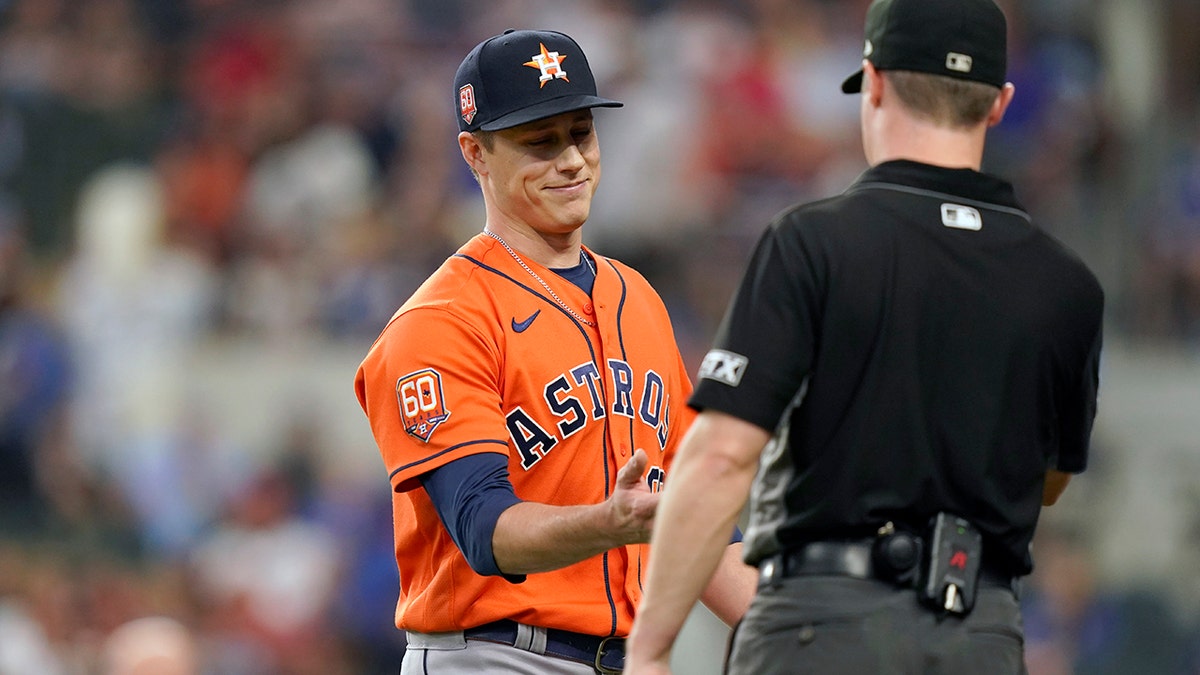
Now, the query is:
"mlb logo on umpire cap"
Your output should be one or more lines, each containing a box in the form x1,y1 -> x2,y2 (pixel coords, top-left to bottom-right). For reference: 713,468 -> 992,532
841,0 -> 1007,93
454,29 -> 623,132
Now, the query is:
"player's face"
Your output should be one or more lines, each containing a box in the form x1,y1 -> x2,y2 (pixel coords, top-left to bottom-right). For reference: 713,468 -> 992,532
483,110 -> 601,235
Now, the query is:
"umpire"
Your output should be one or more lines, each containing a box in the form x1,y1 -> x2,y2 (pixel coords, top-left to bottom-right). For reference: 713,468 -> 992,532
627,0 -> 1105,673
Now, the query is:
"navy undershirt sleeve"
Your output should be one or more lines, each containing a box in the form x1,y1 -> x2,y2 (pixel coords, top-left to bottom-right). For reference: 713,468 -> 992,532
418,453 -> 525,582
730,525 -> 744,545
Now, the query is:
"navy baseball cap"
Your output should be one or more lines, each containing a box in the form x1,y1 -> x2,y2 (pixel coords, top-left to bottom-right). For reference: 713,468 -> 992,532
454,29 -> 623,132
841,0 -> 1007,94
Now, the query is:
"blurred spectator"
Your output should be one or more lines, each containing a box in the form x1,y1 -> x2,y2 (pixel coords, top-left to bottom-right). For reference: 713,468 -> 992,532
1132,123 -> 1200,344
1162,0 -> 1200,122
983,0 -> 1115,253
2,0 -> 173,264
155,127 -> 251,266
189,466 -> 344,674
0,542 -> 69,674
113,399 -> 252,558
687,2 -> 842,231
100,616 -> 198,675
0,0 -> 72,100
1023,524 -> 1186,675
314,207 -> 428,340
0,599 -> 68,674
324,488 -> 408,673
226,122 -> 378,339
583,2 -> 732,251
0,199 -> 72,533
55,163 -> 219,475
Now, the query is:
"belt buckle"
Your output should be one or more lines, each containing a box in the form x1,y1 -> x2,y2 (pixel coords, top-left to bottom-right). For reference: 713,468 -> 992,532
593,635 -> 624,674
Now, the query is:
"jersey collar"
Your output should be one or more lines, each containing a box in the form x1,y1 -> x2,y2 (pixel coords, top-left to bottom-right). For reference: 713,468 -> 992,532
853,159 -> 1022,210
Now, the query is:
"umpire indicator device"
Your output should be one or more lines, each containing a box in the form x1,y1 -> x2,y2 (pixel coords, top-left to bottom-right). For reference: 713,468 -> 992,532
919,513 -> 983,614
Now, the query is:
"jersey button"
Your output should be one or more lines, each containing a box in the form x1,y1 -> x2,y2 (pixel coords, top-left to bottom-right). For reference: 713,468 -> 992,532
583,302 -> 594,314
619,446 -> 628,457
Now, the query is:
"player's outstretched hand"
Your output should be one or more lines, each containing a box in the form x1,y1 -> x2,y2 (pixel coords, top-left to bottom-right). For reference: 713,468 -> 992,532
609,449 -> 658,544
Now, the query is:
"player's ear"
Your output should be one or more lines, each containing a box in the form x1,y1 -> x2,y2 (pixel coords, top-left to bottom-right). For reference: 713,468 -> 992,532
459,131 -> 487,176
986,82 -> 1016,128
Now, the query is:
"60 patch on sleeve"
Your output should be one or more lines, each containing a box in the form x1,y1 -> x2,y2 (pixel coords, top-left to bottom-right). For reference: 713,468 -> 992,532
395,368 -> 451,442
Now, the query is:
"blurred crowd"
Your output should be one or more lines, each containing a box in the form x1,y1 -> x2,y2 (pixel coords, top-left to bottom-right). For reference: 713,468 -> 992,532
1,0 -> 1199,673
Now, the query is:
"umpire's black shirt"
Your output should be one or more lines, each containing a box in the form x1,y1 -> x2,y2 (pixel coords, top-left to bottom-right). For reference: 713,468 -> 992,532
690,160 -> 1104,576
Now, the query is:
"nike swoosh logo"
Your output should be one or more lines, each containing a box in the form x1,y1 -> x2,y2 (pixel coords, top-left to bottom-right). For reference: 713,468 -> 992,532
511,310 -> 541,333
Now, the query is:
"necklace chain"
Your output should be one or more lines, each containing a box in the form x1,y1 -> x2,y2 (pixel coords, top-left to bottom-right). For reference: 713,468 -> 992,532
484,230 -> 596,327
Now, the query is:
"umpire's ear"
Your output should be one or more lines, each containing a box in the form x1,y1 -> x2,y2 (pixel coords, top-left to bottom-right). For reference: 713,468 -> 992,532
458,131 -> 488,179
986,83 -> 1016,129
862,61 -> 885,108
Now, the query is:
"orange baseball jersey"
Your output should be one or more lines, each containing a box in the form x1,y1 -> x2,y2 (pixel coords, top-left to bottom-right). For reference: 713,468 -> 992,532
354,232 -> 696,638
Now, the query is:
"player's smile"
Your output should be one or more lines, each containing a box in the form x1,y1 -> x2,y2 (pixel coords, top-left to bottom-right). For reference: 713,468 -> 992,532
544,179 -> 589,196
547,177 -> 587,189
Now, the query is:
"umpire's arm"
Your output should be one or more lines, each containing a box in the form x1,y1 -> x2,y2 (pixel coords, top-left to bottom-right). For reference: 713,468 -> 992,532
628,410 -> 767,671
1042,469 -> 1072,506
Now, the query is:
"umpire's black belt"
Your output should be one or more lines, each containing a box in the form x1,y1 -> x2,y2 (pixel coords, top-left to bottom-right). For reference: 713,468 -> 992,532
760,540 -> 1016,591
464,619 -> 624,674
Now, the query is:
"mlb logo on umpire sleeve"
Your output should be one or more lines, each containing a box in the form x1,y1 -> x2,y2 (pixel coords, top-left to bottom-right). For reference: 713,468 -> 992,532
698,350 -> 749,387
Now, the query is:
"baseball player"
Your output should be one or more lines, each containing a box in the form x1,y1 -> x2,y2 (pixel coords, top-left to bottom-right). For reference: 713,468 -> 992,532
627,1 -> 1105,673
355,29 -> 756,674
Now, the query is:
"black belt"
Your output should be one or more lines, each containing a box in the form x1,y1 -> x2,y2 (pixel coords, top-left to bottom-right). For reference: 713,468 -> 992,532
464,619 -> 624,674
760,540 -> 1017,591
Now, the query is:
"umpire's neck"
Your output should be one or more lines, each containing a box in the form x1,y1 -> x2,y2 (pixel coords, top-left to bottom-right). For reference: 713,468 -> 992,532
858,62 -> 1015,171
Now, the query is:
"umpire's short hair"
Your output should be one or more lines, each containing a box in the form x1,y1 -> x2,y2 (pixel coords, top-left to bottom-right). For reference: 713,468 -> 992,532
884,70 -> 1000,129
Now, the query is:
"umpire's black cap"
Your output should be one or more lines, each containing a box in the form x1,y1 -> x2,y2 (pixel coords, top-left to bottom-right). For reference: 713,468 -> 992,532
841,0 -> 1007,94
454,29 -> 623,132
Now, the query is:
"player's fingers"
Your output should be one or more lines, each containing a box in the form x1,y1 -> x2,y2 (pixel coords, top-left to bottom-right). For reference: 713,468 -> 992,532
617,448 -> 648,487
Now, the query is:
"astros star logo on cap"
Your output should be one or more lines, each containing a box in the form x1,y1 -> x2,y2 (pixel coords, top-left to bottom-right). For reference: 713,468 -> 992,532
452,29 -> 622,132
524,43 -> 569,87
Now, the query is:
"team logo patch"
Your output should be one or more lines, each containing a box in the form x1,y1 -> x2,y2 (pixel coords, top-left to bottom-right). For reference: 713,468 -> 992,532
396,368 -> 451,442
524,43 -> 568,87
698,350 -> 749,387
459,84 -> 477,125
